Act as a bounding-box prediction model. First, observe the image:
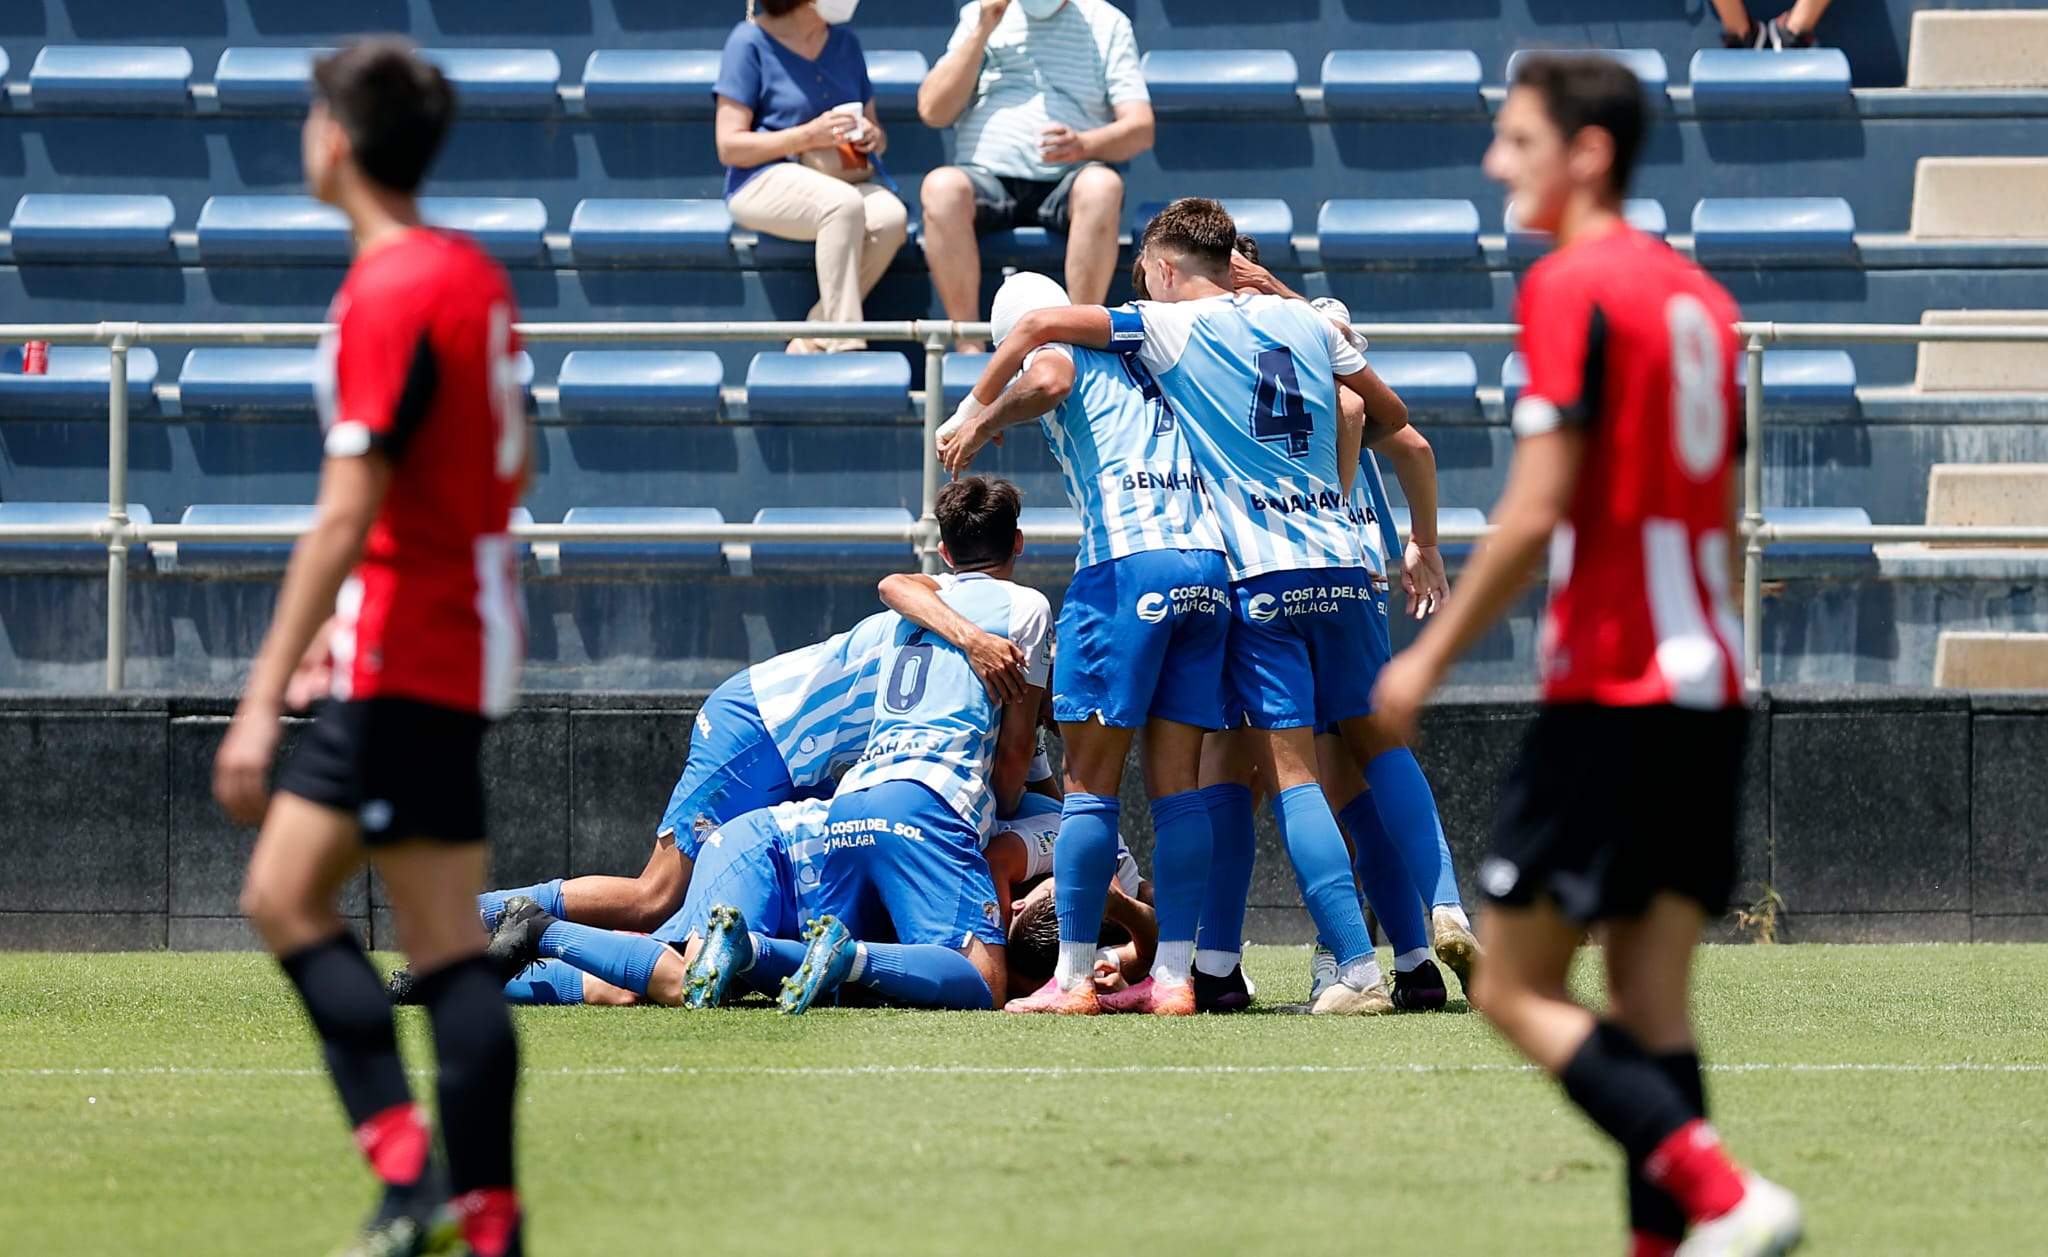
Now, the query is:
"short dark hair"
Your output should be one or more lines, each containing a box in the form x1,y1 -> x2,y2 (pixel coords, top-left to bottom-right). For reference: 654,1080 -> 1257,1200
1138,198 -> 1236,282
1509,53 -> 1646,198
1006,883 -> 1060,988
1233,233 -> 1261,265
936,475 -> 1021,571
756,0 -> 811,15
312,38 -> 455,194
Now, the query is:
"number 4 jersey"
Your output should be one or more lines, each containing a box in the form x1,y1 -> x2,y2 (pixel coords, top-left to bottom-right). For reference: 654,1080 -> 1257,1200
316,228 -> 528,717
836,573 -> 1052,839
1510,224 -> 1745,710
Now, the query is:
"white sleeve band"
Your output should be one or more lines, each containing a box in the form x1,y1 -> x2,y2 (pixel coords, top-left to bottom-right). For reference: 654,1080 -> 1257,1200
1511,395 -> 1564,438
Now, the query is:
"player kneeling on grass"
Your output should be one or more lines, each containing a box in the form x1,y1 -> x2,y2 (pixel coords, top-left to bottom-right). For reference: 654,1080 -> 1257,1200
1371,54 -> 1801,1257
213,38 -> 527,1257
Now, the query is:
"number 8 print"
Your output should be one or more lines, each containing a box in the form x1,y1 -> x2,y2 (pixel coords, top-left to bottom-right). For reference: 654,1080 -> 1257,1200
1666,293 -> 1727,481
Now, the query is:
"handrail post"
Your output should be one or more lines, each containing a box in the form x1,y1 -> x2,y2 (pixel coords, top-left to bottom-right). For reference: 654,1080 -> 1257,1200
106,337 -> 131,691
917,324 -> 947,575
1742,332 -> 1766,695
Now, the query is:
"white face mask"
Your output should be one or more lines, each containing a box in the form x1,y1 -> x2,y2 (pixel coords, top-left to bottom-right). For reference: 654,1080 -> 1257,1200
813,0 -> 860,23
1018,0 -> 1066,18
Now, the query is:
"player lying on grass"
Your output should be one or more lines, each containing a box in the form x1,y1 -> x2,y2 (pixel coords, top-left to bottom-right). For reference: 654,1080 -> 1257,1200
1371,53 -> 1800,1257
938,266 -> 1233,1019
462,547 -> 1044,938
961,199 -> 1416,1015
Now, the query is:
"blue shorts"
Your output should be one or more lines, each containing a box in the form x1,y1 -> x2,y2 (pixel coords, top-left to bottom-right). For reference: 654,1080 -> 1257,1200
658,673 -> 795,857
651,807 -> 805,946
816,780 -> 1006,949
1226,568 -> 1389,731
1053,549 -> 1231,730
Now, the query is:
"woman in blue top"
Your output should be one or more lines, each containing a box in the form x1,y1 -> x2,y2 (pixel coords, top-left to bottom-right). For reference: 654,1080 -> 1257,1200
717,0 -> 908,354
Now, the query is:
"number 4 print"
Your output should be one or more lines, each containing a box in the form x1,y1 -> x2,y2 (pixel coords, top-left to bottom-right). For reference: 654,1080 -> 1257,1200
1249,347 -> 1312,458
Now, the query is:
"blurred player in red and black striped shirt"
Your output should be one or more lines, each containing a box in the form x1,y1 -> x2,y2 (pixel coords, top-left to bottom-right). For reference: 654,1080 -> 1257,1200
1373,54 -> 1803,1257
213,38 -> 527,1257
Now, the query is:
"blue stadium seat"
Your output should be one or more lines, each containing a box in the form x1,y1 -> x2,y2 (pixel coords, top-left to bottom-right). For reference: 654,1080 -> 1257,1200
195,196 -> 351,264
1501,352 -> 1527,407
507,505 -> 535,564
177,348 -> 319,416
864,50 -> 929,116
579,50 -> 721,117
1141,50 -> 1301,115
9,194 -> 176,261
29,46 -> 192,110
1019,505 -> 1080,572
174,504 -> 316,567
419,198 -> 549,264
1369,352 -> 1480,415
213,48 -> 319,111
558,506 -> 725,571
1507,198 -> 1667,260
1690,197 -> 1856,264
0,501 -> 152,566
1135,198 -> 1294,263
0,344 -> 159,416
1688,49 -> 1851,112
1316,199 -> 1481,262
0,48 -> 9,86
942,352 -> 993,409
750,506 -> 916,571
1756,350 -> 1858,406
567,199 -> 732,265
422,49 -> 562,114
975,228 -> 1068,270
1505,48 -> 1669,97
1389,505 -> 1488,558
1319,51 -> 1484,114
745,352 -> 912,420
556,351 -> 724,421
1762,506 -> 1875,567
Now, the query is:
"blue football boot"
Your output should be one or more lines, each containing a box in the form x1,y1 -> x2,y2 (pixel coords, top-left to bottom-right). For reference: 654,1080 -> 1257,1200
778,915 -> 858,1016
684,904 -> 757,1009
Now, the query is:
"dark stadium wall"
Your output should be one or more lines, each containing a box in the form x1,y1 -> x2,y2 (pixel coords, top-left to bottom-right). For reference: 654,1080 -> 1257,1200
1,687 -> 2043,950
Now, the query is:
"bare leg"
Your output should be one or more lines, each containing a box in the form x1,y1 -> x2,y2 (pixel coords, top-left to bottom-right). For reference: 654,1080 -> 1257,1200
1603,894 -> 1707,1055
1709,0 -> 1755,38
1469,901 -> 1591,1073
1786,0 -> 1830,34
242,792 -> 366,954
1061,165 -> 1125,306
920,166 -> 987,352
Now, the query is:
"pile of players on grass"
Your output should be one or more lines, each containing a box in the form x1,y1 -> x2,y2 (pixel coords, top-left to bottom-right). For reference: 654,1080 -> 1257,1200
394,207 -> 1480,1018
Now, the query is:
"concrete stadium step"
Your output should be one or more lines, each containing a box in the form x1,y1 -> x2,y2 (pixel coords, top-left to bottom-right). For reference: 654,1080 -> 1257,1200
1908,12 -> 2048,90
1926,463 -> 2048,532
1917,310 -> 2048,391
1911,158 -> 2048,239
1934,632 -> 2048,688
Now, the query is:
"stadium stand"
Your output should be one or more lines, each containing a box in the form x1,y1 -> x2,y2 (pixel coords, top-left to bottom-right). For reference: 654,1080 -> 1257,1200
0,0 -> 2045,688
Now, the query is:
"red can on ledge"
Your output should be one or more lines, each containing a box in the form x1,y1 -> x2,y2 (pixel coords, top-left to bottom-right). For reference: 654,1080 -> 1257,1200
22,341 -> 49,375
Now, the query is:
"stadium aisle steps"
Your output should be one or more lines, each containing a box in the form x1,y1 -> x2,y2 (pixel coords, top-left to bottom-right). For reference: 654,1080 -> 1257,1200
1907,12 -> 2048,90
1910,158 -> 2048,239
1916,310 -> 2048,391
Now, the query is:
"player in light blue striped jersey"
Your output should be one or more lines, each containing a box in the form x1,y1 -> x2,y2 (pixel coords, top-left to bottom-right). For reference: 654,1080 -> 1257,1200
966,198 -> 1414,1015
938,271 -> 1231,1017
782,476 -> 1053,1014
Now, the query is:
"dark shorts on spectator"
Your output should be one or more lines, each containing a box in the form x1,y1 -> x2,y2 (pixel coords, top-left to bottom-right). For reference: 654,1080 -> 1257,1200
961,163 -> 1105,236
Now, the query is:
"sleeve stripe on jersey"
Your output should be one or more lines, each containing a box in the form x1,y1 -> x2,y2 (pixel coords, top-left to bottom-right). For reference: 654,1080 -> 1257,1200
381,332 -> 440,464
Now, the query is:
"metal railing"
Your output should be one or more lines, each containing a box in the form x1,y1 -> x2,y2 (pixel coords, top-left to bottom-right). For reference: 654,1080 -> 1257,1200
2,317 -> 2047,692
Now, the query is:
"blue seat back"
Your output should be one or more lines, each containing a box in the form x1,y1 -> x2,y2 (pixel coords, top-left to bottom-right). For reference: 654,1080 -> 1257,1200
750,506 -> 916,570
745,352 -> 912,420
1142,50 -> 1301,114
556,351 -> 724,421
1689,49 -> 1852,113
195,196 -> 351,264
1317,199 -> 1481,262
419,197 -> 549,264
580,50 -> 721,117
178,348 -> 320,416
175,503 -> 316,565
30,45 -> 192,110
568,199 -> 732,265
1134,198 -> 1295,263
1370,352 -> 1480,416
10,194 -> 176,261
421,49 -> 562,114
1505,48 -> 1669,97
0,345 -> 160,416
1691,197 -> 1857,264
213,47 -> 320,111
1320,51 -> 1483,115
1018,505 -> 1080,572
559,506 -> 725,571
0,501 -> 152,565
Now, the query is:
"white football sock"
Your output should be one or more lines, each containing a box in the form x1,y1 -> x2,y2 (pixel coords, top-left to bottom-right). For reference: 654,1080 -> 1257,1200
1053,940 -> 1096,991
1395,947 -> 1433,973
1338,955 -> 1384,992
1151,940 -> 1194,985
1436,904 -> 1471,930
1194,948 -> 1240,978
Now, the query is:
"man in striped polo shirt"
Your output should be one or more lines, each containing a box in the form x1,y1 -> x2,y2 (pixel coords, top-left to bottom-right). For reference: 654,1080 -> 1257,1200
918,0 -> 1156,350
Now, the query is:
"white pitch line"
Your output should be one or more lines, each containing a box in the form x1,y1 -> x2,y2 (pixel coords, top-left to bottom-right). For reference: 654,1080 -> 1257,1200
3,1062 -> 2046,1080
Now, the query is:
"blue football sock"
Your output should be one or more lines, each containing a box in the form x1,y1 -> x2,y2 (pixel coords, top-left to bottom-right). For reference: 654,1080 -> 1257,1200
850,943 -> 992,1010
1054,793 -> 1120,948
1273,783 -> 1374,965
1195,783 -> 1256,958
478,879 -> 565,930
1150,789 -> 1213,948
1431,829 -> 1464,911
503,959 -> 585,1006
1339,793 -> 1430,957
1364,749 -> 1454,907
538,920 -> 665,997
740,935 -> 809,996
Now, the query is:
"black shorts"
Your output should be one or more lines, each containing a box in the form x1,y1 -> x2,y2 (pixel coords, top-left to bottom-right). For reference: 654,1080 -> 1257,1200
961,162 -> 1103,236
1483,704 -> 1750,924
275,697 -> 491,846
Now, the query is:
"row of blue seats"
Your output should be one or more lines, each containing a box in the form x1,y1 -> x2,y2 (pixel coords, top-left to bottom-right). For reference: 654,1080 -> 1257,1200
0,344 -> 1865,422
0,45 -> 1871,117
2,193 -> 1864,266
0,500 -> 1877,570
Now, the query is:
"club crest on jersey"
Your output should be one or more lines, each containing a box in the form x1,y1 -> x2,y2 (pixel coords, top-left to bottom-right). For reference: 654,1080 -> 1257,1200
982,900 -> 1001,927
1135,593 -> 1170,624
1247,594 -> 1279,623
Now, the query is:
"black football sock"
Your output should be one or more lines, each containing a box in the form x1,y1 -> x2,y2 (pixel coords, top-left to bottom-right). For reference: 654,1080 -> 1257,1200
279,933 -> 425,1187
1628,1049 -> 1707,1241
416,954 -> 521,1198
1557,1020 -> 1702,1164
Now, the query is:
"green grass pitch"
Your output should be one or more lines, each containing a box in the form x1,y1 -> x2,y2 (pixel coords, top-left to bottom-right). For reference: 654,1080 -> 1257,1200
6,944 -> 2047,1255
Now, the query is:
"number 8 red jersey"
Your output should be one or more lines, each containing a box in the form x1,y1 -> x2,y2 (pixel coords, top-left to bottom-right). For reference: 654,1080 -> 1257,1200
1510,225 -> 1746,710
315,229 -> 527,717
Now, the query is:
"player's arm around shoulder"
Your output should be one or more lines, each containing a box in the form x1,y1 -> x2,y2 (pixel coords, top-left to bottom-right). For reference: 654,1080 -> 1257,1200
969,307 -> 1116,408
877,572 -> 1029,704
940,346 -> 1075,475
989,583 -> 1054,815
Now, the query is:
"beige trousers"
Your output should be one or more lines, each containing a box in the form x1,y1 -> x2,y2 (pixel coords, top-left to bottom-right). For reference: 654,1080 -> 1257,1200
727,162 -> 909,352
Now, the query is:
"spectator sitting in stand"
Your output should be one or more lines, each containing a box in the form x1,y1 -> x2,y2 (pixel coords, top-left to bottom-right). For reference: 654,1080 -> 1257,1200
1713,0 -> 1833,50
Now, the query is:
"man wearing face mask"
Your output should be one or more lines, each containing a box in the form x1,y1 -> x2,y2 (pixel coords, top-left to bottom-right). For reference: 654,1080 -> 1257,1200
716,0 -> 907,354
917,0 -> 1155,352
